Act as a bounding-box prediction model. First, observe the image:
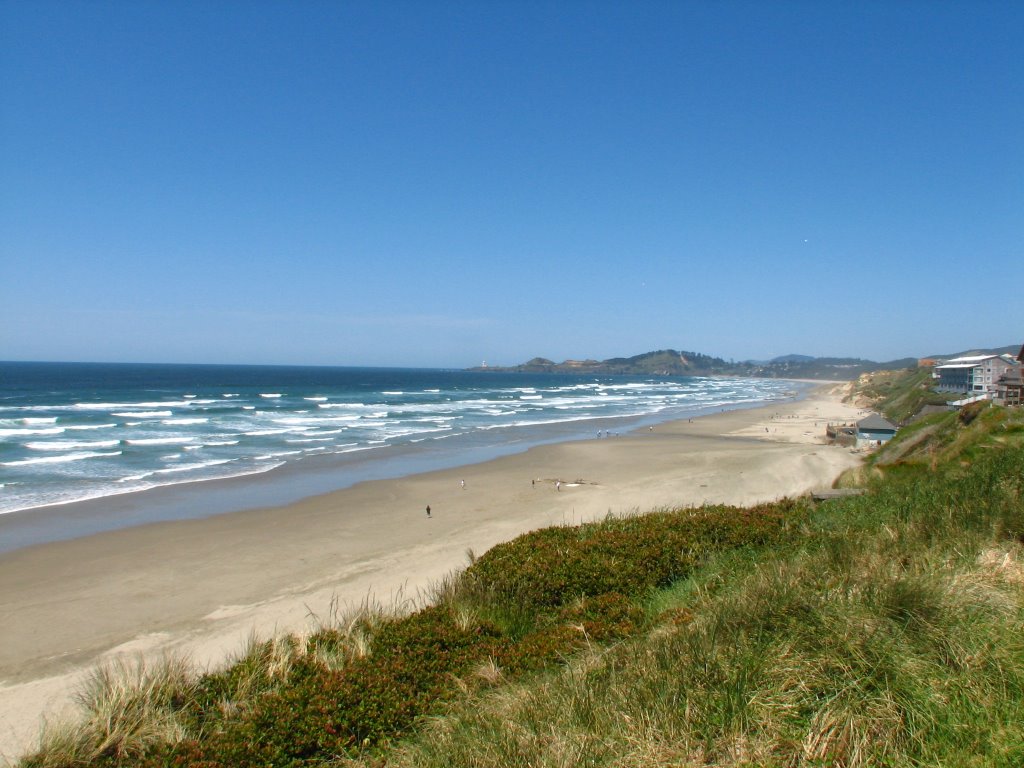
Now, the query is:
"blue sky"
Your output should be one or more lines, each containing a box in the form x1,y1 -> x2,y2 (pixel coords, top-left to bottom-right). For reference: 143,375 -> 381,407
2,1 -> 1021,368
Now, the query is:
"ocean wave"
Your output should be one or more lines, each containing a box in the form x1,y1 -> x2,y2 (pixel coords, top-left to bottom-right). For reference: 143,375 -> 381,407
304,396 -> 328,402
75,400 -> 193,410
260,393 -> 282,399
64,423 -> 118,431
113,410 -> 173,418
124,437 -> 198,446
162,418 -> 209,425
2,450 -> 122,467
1,462 -> 286,515
153,458 -> 234,475
317,403 -> 385,411
335,445 -> 378,454
24,439 -> 121,451
0,426 -> 65,437
254,450 -> 303,460
478,414 -> 603,431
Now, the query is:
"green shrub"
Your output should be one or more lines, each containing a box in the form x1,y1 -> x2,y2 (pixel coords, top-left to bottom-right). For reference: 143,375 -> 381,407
463,503 -> 797,611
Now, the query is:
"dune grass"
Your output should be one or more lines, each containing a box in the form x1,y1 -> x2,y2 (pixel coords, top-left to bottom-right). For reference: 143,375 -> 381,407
19,398 -> 1024,767
378,443 -> 1024,767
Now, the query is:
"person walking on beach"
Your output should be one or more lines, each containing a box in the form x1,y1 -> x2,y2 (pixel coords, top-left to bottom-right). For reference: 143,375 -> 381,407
460,479 -> 465,490
425,504 -> 431,518
556,480 -> 561,492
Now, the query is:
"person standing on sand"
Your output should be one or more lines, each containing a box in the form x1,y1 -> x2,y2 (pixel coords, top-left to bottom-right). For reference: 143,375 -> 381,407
460,479 -> 465,490
556,480 -> 561,491
425,505 -> 431,518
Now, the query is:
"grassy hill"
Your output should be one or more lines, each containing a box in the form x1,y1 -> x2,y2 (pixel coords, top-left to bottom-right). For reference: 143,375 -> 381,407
849,367 -> 952,425
22,373 -> 1024,767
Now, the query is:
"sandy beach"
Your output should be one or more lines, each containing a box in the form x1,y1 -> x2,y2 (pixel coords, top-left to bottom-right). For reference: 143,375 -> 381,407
0,384 -> 867,764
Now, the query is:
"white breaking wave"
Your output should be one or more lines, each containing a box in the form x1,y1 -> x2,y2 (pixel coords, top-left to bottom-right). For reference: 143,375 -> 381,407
254,450 -> 303,460
0,426 -> 65,437
75,400 -> 193,410
113,410 -> 173,418
24,439 -> 121,451
124,437 -> 198,446
152,459 -> 234,475
2,450 -> 122,467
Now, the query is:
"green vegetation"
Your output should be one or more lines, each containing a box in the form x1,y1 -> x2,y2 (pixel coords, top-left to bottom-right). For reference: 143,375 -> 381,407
21,396 -> 1024,767
853,366 -> 951,424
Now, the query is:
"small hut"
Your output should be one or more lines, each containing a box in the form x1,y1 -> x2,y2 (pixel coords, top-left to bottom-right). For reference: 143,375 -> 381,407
856,414 -> 897,446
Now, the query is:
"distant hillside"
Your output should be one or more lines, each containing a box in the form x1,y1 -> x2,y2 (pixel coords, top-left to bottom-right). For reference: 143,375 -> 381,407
471,349 -> 921,380
926,344 -> 1020,359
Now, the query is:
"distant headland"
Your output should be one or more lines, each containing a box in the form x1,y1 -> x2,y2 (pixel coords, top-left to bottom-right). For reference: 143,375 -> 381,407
469,346 -> 1019,380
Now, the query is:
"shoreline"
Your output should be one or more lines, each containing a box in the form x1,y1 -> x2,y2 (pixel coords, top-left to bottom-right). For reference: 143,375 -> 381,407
0,383 -> 867,764
0,384 -> 812,556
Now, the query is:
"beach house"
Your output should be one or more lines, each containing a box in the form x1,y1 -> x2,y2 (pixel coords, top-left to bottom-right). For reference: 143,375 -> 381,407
934,354 -> 1018,395
856,414 -> 897,446
994,344 -> 1024,406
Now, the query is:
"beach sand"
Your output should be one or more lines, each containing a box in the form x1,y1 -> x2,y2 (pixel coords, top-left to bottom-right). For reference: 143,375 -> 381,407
0,383 -> 867,763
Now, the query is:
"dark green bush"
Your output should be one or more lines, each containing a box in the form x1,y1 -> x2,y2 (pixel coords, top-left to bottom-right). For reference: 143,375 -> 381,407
153,607 -> 509,766
464,502 -> 796,611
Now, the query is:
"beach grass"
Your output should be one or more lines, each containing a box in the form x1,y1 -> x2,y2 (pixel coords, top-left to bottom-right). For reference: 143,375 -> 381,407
18,386 -> 1024,767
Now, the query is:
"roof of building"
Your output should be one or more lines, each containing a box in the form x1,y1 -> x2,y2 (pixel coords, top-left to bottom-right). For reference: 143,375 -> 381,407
942,354 -> 1001,364
857,413 -> 897,432
937,354 -> 1016,370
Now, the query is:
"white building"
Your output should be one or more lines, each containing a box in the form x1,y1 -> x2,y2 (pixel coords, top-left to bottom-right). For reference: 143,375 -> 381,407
934,354 -> 1019,394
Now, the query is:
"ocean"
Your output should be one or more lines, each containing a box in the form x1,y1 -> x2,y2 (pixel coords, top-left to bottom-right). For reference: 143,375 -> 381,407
0,362 -> 804,551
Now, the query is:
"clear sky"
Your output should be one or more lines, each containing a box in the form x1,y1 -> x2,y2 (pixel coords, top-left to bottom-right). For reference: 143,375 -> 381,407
2,1 -> 1021,368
